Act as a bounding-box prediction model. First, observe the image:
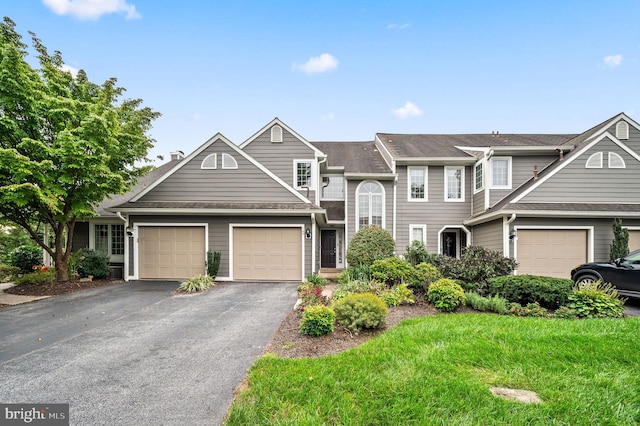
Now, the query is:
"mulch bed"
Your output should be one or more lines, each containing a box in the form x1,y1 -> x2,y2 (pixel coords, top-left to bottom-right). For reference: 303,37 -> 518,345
4,278 -> 124,297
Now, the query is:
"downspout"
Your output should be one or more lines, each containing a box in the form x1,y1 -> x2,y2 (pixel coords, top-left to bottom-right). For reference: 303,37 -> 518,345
311,213 -> 316,275
504,213 -> 516,259
485,149 -> 493,210
316,156 -> 327,206
116,211 -> 130,282
393,175 -> 397,245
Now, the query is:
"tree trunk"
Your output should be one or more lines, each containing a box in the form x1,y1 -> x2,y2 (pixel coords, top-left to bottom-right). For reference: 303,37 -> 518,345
53,224 -> 69,282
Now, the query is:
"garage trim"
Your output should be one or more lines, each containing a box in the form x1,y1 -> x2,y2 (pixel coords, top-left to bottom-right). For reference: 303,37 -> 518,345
132,222 -> 209,280
513,225 -> 594,276
627,226 -> 640,252
229,223 -> 305,282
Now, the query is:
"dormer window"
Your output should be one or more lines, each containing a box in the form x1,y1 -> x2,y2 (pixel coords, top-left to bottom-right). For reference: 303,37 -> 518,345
585,152 -> 603,168
222,153 -> 238,169
616,121 -> 629,140
271,125 -> 283,143
201,153 -> 217,169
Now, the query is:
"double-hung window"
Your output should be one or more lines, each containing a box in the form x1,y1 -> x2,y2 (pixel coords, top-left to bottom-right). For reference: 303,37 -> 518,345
408,167 -> 427,201
474,162 -> 484,192
94,224 -> 124,258
294,160 -> 313,190
445,166 -> 464,202
490,157 -> 511,189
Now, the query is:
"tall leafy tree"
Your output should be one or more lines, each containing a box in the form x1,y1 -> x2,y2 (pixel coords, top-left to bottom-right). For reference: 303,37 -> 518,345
0,17 -> 160,281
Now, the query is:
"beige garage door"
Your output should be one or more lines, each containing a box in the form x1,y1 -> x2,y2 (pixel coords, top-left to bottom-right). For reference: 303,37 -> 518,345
233,227 -> 302,281
628,230 -> 640,252
517,229 -> 587,279
139,226 -> 205,279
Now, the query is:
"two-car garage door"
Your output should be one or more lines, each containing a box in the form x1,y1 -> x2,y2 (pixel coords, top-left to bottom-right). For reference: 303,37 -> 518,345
517,229 -> 588,279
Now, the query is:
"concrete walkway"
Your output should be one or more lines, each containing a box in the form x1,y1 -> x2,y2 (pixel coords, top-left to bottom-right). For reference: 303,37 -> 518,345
0,280 -> 298,425
0,282 -> 51,305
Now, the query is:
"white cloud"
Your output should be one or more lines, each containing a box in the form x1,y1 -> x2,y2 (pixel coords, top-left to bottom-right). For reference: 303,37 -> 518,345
293,53 -> 338,74
321,112 -> 335,121
43,0 -> 141,20
603,54 -> 623,67
387,23 -> 410,30
392,101 -> 423,119
60,64 -> 79,77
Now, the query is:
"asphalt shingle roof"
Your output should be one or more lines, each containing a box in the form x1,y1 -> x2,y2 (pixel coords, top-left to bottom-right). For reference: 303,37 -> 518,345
312,141 -> 392,174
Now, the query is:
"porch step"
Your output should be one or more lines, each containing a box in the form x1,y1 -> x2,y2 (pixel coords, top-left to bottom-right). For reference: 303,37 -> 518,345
318,268 -> 344,280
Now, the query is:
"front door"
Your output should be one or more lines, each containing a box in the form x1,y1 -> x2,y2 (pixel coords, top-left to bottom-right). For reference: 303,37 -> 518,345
321,230 -> 336,268
442,231 -> 458,258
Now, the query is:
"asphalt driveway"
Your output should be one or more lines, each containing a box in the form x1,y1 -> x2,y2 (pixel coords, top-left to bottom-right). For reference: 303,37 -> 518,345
0,280 -> 299,425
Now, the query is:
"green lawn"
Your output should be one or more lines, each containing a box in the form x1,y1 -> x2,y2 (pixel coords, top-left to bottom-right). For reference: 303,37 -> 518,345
225,314 -> 640,425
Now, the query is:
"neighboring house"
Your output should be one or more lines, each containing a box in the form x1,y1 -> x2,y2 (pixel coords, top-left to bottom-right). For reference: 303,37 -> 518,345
75,112 -> 640,281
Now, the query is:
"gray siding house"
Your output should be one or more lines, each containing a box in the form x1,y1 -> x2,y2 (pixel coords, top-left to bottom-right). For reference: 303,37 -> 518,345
77,113 -> 640,281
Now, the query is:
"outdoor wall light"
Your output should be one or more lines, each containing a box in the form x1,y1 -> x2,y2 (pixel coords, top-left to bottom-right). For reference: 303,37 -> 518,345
305,228 -> 312,239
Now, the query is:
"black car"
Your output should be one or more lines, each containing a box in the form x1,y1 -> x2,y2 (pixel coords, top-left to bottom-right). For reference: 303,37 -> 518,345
571,249 -> 640,298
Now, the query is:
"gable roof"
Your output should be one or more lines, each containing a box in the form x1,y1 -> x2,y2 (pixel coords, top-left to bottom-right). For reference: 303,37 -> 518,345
311,141 -> 393,175
240,117 -> 325,157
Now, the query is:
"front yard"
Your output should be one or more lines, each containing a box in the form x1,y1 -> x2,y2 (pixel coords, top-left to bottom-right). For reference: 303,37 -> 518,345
226,314 -> 640,425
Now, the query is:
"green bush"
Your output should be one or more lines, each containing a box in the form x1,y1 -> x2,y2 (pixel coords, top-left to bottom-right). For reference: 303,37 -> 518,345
427,278 -> 466,312
15,271 -> 55,286
296,281 -> 329,312
67,250 -> 83,280
346,225 -> 396,267
76,249 -> 111,279
403,240 -> 437,266
299,305 -> 335,336
465,292 -> 510,315
207,251 -> 221,278
553,306 -> 579,319
371,257 -> 413,287
179,275 -> 215,293
305,274 -> 329,286
407,262 -> 441,291
434,246 -> 516,286
7,245 -> 43,274
332,279 -> 384,301
333,293 -> 388,334
567,281 -> 626,318
486,275 -> 572,309
337,265 -> 372,285
509,302 -> 549,317
378,284 -> 415,307
0,264 -> 21,282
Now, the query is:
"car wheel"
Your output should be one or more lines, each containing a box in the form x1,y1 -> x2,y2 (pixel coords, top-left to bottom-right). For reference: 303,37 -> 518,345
575,273 -> 601,284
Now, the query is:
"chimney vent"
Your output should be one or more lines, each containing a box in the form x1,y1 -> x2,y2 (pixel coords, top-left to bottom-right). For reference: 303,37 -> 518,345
533,164 -> 538,179
170,150 -> 185,161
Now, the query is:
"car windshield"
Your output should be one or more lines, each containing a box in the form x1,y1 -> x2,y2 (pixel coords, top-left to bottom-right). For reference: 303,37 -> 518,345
621,250 -> 640,266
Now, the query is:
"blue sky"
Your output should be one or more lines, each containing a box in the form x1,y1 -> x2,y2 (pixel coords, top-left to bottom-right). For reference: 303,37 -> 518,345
4,1 -> 640,163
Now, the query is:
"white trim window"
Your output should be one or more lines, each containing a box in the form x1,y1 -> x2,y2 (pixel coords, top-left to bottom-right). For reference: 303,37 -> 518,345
490,157 -> 511,189
94,224 -> 124,260
445,166 -> 464,202
410,225 -> 427,244
585,152 -> 603,168
357,181 -> 384,230
201,153 -> 217,169
474,162 -> 484,192
221,153 -> 238,169
321,176 -> 344,200
408,167 -> 427,201
271,125 -> 283,142
608,152 -> 626,169
294,160 -> 313,190
616,121 -> 629,140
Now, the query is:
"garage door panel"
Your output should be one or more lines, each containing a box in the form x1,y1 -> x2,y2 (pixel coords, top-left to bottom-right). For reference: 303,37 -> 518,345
629,231 -> 640,252
233,227 -> 302,281
139,226 -> 205,279
517,229 -> 587,279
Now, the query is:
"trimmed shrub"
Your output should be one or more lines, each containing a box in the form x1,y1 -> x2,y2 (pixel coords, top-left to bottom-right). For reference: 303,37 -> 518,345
434,246 -> 517,286
0,264 -> 21,282
408,262 -> 441,291
509,302 -> 549,317
14,271 -> 55,286
296,281 -> 330,312
346,225 -> 395,267
371,257 -> 413,287
337,265 -> 372,286
207,251 -> 221,278
7,245 -> 43,274
427,278 -> 466,312
76,249 -> 110,279
299,305 -> 335,336
378,284 -> 415,307
567,281 -> 626,318
465,292 -> 510,315
179,275 -> 215,293
333,293 -> 387,334
553,306 -> 579,319
486,275 -> 572,309
404,240 -> 437,266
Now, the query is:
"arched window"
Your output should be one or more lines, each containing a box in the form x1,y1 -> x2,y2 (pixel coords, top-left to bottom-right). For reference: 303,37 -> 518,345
616,121 -> 629,140
222,153 -> 238,169
357,181 -> 384,230
608,152 -> 626,168
271,125 -> 283,143
585,152 -> 603,168
201,153 -> 217,169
